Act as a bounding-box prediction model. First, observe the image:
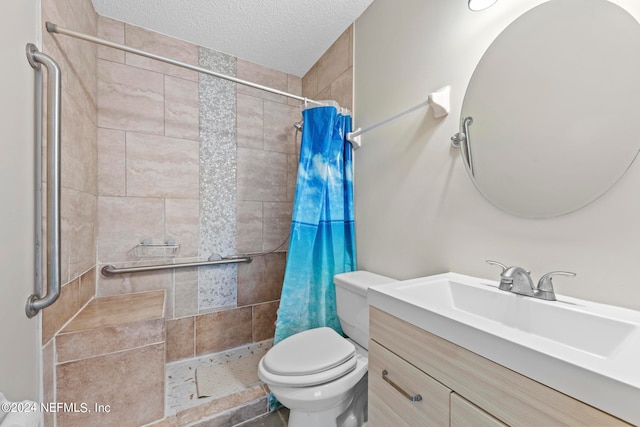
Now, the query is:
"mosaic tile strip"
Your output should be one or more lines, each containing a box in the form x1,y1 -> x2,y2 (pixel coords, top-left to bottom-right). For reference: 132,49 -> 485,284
198,47 -> 238,310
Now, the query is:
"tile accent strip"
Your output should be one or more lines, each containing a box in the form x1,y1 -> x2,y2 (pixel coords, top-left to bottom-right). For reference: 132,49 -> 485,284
198,47 -> 238,311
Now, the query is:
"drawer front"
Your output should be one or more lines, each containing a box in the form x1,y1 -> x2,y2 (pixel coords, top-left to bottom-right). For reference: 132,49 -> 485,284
451,393 -> 507,427
368,340 -> 450,427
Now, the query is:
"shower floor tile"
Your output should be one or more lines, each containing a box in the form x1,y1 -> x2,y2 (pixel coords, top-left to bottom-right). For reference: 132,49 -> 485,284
166,340 -> 273,415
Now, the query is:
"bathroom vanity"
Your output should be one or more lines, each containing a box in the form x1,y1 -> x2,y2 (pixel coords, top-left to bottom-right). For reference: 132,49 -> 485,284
368,307 -> 628,426
367,273 -> 640,426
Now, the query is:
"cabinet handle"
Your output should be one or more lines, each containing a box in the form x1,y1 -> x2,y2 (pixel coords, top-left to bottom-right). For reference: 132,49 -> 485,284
381,370 -> 423,402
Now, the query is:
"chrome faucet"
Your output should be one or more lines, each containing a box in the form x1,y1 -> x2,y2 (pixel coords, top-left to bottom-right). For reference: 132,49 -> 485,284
502,266 -> 537,296
486,260 -> 575,301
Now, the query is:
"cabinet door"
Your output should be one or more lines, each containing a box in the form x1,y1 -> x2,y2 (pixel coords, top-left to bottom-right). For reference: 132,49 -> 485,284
369,340 -> 451,426
450,393 -> 506,427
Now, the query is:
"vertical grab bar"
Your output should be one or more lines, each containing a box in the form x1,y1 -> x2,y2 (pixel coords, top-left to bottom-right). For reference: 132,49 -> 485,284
25,44 -> 62,318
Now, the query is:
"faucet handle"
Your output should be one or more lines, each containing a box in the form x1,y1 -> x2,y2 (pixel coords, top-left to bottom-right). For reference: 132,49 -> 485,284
486,260 -> 514,291
486,260 -> 508,272
536,271 -> 576,300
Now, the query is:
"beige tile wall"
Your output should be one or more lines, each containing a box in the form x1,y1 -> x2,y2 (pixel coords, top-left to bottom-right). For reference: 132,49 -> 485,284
41,269 -> 96,344
95,17 -> 202,333
235,60 -> 301,255
41,0 -> 98,337
39,3 -> 100,426
96,19 -> 201,274
37,0 -> 355,421
41,5 -> 354,423
94,17 -> 304,364
49,290 -> 166,427
303,26 -> 354,111
57,343 -> 165,426
40,1 -> 102,424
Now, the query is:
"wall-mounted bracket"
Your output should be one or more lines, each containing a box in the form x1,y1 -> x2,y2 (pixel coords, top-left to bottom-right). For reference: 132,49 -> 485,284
346,129 -> 362,150
428,85 -> 451,118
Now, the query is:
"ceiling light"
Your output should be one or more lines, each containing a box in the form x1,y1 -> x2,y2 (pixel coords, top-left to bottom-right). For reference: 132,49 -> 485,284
469,0 -> 497,11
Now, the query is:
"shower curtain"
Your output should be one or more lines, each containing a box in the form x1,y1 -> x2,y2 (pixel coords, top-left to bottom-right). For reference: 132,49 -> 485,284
273,104 -> 356,344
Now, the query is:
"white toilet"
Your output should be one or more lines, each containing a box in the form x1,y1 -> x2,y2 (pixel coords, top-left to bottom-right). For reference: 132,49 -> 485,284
258,271 -> 396,427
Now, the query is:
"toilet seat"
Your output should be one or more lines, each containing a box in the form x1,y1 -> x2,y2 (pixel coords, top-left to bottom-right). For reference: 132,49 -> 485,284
259,327 -> 357,387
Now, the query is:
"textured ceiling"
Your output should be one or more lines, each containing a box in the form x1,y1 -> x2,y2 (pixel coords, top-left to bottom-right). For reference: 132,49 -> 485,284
92,0 -> 374,77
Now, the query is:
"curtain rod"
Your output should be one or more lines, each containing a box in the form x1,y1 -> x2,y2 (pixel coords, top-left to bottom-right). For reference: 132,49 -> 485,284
45,22 -> 324,106
346,86 -> 451,149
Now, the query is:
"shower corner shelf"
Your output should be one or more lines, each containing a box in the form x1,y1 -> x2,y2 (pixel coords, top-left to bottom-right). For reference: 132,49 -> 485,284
133,240 -> 180,259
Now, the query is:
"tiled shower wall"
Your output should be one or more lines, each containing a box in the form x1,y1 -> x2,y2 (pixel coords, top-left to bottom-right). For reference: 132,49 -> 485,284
38,0 -> 354,420
91,19 -> 354,364
302,26 -> 353,113
94,16 -> 304,362
40,0 -> 99,426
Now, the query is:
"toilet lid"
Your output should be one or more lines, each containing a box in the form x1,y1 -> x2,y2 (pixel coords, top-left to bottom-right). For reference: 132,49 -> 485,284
263,327 -> 356,376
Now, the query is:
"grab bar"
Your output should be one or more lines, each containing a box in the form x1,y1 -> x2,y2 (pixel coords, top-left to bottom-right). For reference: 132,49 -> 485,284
101,257 -> 253,277
25,44 -> 62,318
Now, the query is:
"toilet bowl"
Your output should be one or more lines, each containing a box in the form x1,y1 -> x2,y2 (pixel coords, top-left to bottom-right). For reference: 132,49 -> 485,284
258,271 -> 396,427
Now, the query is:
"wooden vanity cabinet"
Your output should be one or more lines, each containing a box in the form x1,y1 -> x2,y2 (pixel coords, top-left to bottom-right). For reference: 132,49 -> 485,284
368,307 -> 631,426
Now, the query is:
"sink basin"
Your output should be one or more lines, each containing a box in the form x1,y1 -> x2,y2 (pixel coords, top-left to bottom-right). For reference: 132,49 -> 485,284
368,272 -> 640,424
395,277 -> 636,358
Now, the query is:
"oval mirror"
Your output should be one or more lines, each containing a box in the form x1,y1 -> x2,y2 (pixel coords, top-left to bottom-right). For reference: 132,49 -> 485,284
460,0 -> 640,218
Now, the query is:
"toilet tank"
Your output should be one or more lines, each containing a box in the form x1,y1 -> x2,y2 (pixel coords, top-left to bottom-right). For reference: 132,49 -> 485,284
334,271 -> 397,350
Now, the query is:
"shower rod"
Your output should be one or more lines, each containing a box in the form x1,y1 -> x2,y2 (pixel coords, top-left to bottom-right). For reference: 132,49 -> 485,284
46,21 -> 451,150
45,22 -> 324,106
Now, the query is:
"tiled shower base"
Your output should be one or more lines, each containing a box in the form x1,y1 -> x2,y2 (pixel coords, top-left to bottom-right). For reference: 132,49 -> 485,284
161,340 -> 288,426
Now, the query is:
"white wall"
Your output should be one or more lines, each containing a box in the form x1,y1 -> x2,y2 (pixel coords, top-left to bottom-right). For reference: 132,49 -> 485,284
353,0 -> 640,311
0,0 -> 40,401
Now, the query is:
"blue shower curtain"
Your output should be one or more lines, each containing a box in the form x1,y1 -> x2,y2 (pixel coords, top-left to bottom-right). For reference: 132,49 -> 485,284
273,105 -> 356,344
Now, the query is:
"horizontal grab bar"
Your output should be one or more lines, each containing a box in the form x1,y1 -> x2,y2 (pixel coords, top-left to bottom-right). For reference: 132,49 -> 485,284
101,257 -> 252,277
